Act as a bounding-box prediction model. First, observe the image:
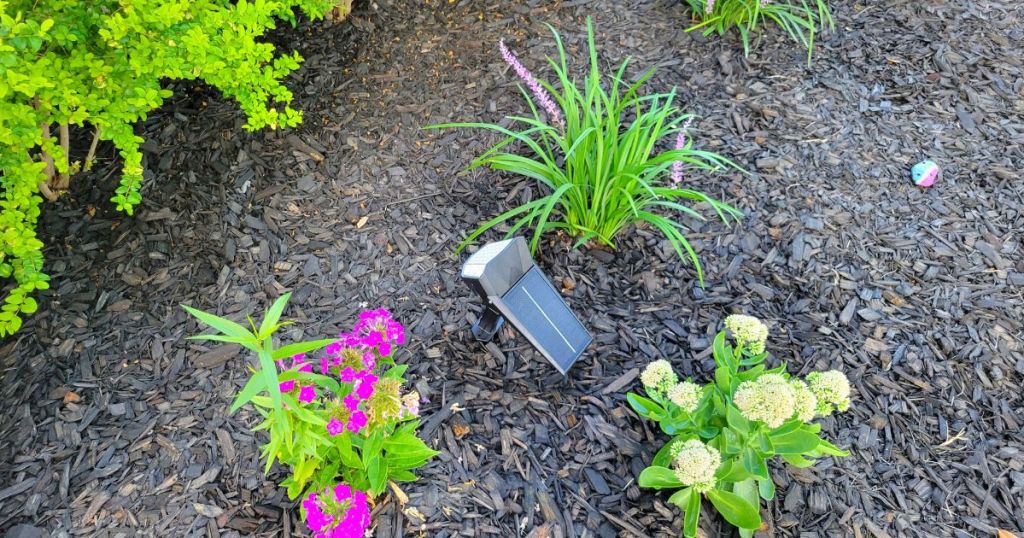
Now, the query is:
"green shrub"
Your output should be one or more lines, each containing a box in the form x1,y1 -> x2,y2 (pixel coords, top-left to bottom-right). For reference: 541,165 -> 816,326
684,0 -> 833,59
0,0 -> 332,336
628,315 -> 852,537
428,19 -> 742,284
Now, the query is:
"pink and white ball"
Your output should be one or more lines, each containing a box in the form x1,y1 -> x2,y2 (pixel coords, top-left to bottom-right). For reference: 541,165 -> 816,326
911,160 -> 940,187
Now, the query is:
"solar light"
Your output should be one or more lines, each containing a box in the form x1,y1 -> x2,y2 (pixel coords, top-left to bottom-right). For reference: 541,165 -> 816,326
461,237 -> 593,375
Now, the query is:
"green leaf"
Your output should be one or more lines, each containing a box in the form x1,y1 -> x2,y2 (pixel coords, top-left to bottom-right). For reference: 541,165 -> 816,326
627,393 -> 666,420
667,487 -> 691,508
757,477 -> 775,501
362,431 -> 384,467
638,466 -> 683,490
366,456 -> 387,495
20,298 -> 37,314
181,304 -> 255,340
781,453 -> 817,468
256,341 -> 285,432
814,438 -> 850,457
652,438 -> 680,468
712,331 -> 735,371
259,292 -> 291,340
770,430 -> 821,454
741,448 -> 769,480
333,434 -> 363,469
716,460 -> 752,482
271,338 -> 338,361
707,489 -> 761,530
389,469 -> 418,482
288,456 -> 319,500
383,364 -> 409,380
726,405 -> 750,433
732,478 -> 760,514
230,374 -> 266,413
684,488 -> 701,537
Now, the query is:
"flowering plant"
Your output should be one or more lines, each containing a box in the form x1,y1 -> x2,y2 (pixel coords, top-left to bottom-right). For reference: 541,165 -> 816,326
427,18 -> 742,284
184,294 -> 437,537
627,315 -> 851,537
683,0 -> 834,60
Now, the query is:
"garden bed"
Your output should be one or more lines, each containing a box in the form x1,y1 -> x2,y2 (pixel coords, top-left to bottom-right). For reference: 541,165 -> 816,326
1,0 -> 1022,536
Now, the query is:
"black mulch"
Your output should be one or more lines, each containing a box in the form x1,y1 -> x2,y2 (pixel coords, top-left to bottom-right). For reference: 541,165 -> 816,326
2,0 -> 1023,537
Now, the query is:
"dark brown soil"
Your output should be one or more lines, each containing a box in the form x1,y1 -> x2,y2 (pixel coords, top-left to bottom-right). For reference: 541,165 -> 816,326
2,0 -> 1023,537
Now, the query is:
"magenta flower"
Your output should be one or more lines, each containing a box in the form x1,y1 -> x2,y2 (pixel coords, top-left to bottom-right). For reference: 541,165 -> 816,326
499,40 -> 563,128
347,411 -> 367,433
279,380 -> 296,392
344,394 -> 360,410
301,492 -> 333,533
301,484 -> 371,538
361,352 -> 376,370
326,418 -> 345,436
298,385 -> 317,404
339,367 -> 357,383
670,117 -> 694,184
355,380 -> 374,400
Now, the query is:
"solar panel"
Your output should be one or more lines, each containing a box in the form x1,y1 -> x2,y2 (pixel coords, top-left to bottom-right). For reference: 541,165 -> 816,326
491,266 -> 592,375
461,237 -> 593,375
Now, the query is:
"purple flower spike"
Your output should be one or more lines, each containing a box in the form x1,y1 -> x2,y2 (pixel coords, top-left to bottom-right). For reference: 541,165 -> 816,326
670,117 -> 695,184
706,0 -> 716,14
499,40 -> 563,128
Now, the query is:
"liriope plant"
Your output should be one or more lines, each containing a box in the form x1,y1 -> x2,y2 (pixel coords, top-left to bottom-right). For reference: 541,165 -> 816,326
428,18 -> 743,285
683,0 -> 834,61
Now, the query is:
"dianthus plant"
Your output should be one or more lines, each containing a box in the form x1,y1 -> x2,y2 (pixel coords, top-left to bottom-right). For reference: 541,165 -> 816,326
627,315 -> 851,537
427,18 -> 742,284
184,294 -> 437,537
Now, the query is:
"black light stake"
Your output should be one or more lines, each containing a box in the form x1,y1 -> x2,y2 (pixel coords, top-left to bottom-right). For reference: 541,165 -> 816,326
461,237 -> 593,375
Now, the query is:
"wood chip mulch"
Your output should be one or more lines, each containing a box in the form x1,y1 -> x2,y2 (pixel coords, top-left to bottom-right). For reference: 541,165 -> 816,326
2,0 -> 1022,537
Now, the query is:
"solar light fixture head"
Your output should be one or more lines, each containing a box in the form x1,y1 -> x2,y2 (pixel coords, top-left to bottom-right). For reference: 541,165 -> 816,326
460,237 -> 592,375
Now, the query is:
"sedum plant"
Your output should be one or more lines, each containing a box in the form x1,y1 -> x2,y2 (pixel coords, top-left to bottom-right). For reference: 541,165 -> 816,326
428,18 -> 742,284
627,315 -> 852,537
0,0 -> 333,336
683,0 -> 834,60
184,294 -> 437,537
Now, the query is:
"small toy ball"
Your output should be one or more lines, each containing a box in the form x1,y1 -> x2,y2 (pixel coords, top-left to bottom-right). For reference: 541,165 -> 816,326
911,160 -> 941,187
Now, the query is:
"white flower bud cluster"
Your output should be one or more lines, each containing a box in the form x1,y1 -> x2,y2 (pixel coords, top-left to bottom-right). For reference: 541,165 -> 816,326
733,373 -> 795,428
789,379 -> 818,422
724,314 -> 769,354
806,370 -> 851,416
671,439 -> 721,492
667,381 -> 702,413
641,359 -> 678,394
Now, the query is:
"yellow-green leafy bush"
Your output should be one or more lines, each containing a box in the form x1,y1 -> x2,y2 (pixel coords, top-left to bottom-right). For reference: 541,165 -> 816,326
0,0 -> 331,335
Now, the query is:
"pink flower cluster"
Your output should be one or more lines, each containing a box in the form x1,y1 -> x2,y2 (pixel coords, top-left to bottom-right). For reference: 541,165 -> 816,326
302,484 -> 371,538
318,309 -> 405,437
278,354 -> 319,404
